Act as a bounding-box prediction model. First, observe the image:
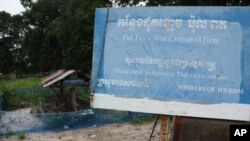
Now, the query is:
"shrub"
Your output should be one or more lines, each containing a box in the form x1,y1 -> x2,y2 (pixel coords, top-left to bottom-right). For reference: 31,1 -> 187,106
17,133 -> 26,140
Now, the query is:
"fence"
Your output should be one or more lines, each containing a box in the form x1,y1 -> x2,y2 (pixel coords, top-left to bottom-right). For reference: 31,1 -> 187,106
0,109 -> 148,136
0,86 -> 151,135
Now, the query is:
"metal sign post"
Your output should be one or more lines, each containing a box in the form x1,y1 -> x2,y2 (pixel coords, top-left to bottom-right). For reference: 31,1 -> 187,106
160,115 -> 169,141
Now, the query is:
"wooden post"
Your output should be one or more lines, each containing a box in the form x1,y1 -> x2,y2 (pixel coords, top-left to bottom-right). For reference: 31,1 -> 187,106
70,86 -> 78,111
160,115 -> 169,141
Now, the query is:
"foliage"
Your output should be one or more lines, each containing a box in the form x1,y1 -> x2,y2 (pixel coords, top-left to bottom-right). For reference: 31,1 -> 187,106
20,0 -> 102,74
0,80 -> 8,94
0,73 -> 4,80
0,11 -> 27,75
0,12 -> 14,74
130,114 -> 156,124
54,0 -> 96,72
0,0 -> 249,76
17,133 -> 26,140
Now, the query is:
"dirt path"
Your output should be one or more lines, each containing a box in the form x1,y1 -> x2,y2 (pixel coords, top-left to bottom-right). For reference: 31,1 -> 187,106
0,121 -> 160,141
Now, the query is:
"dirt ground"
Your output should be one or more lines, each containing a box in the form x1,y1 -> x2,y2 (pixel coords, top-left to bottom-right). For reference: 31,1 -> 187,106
0,121 -> 161,141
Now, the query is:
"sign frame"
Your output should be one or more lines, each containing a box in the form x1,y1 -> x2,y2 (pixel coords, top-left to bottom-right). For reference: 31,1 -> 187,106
91,7 -> 250,121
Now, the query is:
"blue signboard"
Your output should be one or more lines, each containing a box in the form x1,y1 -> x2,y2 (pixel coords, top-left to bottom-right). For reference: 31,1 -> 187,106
91,7 -> 250,121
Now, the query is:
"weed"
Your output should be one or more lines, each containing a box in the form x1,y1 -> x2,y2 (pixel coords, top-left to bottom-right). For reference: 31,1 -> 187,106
17,133 -> 26,140
130,115 -> 156,124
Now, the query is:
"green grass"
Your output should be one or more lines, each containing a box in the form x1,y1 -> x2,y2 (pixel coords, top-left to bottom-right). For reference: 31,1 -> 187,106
0,76 -> 91,112
130,115 -> 157,124
1,77 -> 40,91
0,76 -> 40,95
0,76 -> 41,111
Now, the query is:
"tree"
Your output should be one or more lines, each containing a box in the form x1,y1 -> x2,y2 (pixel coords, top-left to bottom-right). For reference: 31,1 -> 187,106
21,0 -> 102,74
18,0 -> 249,75
9,15 -> 27,75
0,12 -> 13,74
0,12 -> 26,75
56,0 -> 100,72
21,0 -> 62,73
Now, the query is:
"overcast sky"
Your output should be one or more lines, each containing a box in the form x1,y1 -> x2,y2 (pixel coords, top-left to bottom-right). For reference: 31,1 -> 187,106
0,0 -> 25,15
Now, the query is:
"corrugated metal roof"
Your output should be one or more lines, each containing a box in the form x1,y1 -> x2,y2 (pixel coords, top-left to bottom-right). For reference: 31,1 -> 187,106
42,70 -> 76,87
41,69 -> 65,85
